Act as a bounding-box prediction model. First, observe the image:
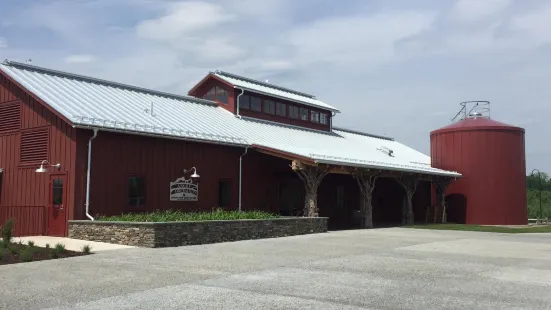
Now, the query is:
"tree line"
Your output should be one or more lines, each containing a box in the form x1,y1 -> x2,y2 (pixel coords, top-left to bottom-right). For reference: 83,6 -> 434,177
527,172 -> 551,218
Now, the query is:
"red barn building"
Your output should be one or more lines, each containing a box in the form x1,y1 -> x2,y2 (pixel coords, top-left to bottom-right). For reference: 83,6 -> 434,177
0,61 -> 460,236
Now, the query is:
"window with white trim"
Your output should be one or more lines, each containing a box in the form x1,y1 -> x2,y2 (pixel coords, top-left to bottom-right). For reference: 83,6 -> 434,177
263,99 -> 275,114
299,107 -> 309,121
276,102 -> 286,116
251,96 -> 262,112
311,111 -> 320,123
289,105 -> 299,119
240,95 -> 250,109
320,113 -> 328,125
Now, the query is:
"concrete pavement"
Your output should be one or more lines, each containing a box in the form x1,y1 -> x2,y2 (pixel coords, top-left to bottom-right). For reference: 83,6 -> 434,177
12,236 -> 135,252
2,228 -> 551,309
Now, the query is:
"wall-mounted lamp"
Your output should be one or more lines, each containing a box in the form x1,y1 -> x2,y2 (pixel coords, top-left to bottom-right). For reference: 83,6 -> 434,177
183,167 -> 200,179
35,160 -> 61,173
0,168 -> 3,173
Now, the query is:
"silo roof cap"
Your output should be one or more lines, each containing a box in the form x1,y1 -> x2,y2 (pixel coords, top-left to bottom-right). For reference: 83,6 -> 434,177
431,118 -> 525,135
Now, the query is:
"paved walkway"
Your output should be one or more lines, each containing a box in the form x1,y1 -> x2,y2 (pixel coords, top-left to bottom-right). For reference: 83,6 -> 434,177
2,228 -> 551,309
12,236 -> 135,252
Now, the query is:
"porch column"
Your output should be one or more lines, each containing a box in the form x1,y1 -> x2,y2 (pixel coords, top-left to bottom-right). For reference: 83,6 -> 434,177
292,161 -> 329,217
434,179 -> 452,223
397,175 -> 419,225
353,170 -> 380,229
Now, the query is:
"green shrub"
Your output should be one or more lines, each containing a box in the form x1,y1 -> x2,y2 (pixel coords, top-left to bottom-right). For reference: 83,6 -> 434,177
20,247 -> 35,262
45,243 -> 50,250
8,245 -> 18,255
27,241 -> 35,247
98,209 -> 278,222
81,245 -> 92,254
1,219 -> 14,244
0,240 -> 6,249
0,249 -> 4,260
54,243 -> 65,254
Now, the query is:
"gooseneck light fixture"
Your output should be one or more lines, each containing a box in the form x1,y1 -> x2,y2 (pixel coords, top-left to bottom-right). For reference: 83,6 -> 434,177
183,167 -> 200,179
35,160 -> 61,173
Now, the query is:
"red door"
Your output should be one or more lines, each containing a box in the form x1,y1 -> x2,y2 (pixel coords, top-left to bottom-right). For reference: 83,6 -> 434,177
47,174 -> 67,236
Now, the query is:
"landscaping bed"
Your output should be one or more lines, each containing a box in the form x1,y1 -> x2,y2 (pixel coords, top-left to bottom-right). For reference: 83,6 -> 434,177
1,219 -> 92,265
0,242 -> 90,266
97,209 -> 279,222
70,210 -> 327,248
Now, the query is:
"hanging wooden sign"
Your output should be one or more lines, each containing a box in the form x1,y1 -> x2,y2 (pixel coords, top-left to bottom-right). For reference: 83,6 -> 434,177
170,177 -> 198,201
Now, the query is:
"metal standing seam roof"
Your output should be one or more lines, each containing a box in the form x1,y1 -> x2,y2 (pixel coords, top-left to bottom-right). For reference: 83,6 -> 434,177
0,61 -> 460,177
212,70 -> 340,113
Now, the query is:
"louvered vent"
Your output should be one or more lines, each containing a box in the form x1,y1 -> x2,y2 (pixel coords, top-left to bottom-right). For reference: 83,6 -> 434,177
20,128 -> 49,165
0,102 -> 21,133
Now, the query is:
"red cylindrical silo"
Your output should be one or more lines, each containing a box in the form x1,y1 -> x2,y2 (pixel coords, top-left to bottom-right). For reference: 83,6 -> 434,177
430,115 -> 527,225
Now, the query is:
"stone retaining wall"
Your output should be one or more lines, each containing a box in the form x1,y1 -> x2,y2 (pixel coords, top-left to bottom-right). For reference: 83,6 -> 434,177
68,217 -> 327,248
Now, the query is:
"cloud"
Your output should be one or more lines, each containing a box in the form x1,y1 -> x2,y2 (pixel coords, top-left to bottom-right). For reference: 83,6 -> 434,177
510,1 -> 551,44
288,11 -> 437,66
0,37 -> 6,48
64,54 -> 96,64
1,0 -> 551,173
452,0 -> 512,22
136,2 -> 234,42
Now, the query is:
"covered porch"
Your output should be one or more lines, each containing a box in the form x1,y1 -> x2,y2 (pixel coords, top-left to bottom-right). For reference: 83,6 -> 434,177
252,146 -> 459,230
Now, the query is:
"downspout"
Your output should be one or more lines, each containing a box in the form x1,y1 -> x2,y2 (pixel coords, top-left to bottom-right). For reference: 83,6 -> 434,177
330,111 -> 337,131
236,87 -> 245,118
238,147 -> 249,211
85,129 -> 99,220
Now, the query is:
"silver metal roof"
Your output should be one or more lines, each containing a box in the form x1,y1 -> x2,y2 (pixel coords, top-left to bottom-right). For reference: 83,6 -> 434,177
0,61 -> 460,177
213,70 -> 340,113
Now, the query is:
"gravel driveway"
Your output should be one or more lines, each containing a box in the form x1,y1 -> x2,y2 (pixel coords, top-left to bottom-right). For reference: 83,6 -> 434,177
2,228 -> 551,309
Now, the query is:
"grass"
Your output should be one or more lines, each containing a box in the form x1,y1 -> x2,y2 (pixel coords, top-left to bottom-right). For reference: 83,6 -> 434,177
97,209 -> 279,222
409,224 -> 551,234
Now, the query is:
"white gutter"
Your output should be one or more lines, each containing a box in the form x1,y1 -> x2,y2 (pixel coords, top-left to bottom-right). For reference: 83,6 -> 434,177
238,147 -> 249,211
85,129 -> 99,220
330,112 -> 336,132
236,87 -> 245,117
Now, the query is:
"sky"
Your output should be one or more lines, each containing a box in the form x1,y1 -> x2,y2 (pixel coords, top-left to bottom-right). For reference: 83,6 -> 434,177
0,0 -> 550,174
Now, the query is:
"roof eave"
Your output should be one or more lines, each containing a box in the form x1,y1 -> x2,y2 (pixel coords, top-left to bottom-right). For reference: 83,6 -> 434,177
232,85 -> 340,113
313,158 -> 462,178
73,123 -> 250,148
215,70 -> 317,98
188,73 -> 236,96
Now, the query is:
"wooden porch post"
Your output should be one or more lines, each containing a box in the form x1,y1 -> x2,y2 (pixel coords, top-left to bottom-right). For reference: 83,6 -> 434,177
434,179 -> 452,223
353,170 -> 380,229
397,176 -> 419,225
292,161 -> 329,217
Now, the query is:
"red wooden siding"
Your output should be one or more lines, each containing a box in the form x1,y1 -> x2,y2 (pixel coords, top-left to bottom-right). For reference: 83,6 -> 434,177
0,73 -> 77,236
83,131 -> 244,217
0,206 -> 47,236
